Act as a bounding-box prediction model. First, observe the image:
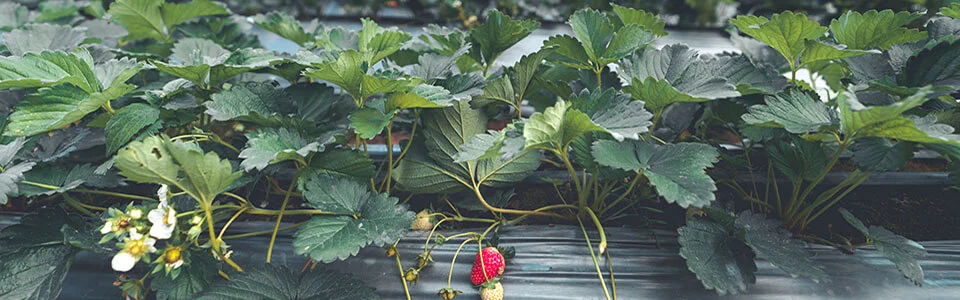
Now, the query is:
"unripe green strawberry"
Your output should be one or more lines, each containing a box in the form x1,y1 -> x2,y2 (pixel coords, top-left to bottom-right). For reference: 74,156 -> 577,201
470,247 -> 505,285
479,281 -> 503,300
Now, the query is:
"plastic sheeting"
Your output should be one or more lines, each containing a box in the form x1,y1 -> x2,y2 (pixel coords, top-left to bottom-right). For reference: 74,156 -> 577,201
53,223 -> 960,299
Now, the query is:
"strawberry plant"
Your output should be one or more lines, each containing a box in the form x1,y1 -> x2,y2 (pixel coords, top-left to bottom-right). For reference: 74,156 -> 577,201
0,1 -> 956,299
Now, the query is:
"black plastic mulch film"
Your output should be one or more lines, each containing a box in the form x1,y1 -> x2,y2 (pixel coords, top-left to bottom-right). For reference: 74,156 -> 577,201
49,222 -> 960,299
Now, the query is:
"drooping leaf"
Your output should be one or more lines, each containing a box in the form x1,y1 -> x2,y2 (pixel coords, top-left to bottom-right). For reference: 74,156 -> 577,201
730,12 -> 828,68
151,251 -> 218,300
1,24 -> 86,56
839,209 -> 926,286
239,128 -> 334,171
735,211 -> 829,282
742,89 -> 838,133
593,140 -> 719,208
468,9 -> 539,67
16,127 -> 93,163
0,209 -> 78,300
678,217 -> 757,296
196,264 -> 378,300
295,174 -> 414,263
105,103 -> 160,154
850,138 -> 915,172
829,10 -> 927,50
18,163 -> 124,196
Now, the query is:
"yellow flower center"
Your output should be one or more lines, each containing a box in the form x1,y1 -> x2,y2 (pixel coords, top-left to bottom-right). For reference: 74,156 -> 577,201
126,239 -> 147,256
164,247 -> 183,264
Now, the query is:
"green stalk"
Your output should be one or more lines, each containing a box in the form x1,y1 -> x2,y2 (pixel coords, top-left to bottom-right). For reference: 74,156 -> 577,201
394,241 -> 412,300
577,217 -> 612,300
267,180 -> 297,263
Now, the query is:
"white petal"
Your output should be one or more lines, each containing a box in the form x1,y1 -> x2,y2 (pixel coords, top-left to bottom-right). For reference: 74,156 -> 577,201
164,207 -> 177,226
111,252 -> 137,272
147,208 -> 165,224
129,229 -> 143,240
100,221 -> 112,234
157,185 -> 168,202
149,224 -> 173,240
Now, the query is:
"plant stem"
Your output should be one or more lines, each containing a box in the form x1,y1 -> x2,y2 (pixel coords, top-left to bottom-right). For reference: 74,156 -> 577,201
63,194 -> 97,217
605,250 -> 618,300
394,241 -> 412,300
471,184 -> 568,219
76,189 -> 158,201
217,207 -> 248,241
577,217 -> 612,300
447,237 -> 476,287
267,180 -> 297,263
385,120 -> 395,193
801,172 -> 870,229
221,222 -> 304,240
599,172 -> 643,216
583,207 -> 607,254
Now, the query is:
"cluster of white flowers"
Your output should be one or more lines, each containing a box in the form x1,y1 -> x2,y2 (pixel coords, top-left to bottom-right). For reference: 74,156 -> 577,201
103,185 -> 183,272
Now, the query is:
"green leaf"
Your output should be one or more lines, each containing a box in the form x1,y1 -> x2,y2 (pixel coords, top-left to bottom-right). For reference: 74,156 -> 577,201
453,129 -> 506,163
154,38 -> 284,87
839,209 -> 926,286
239,128 -> 333,171
5,82 -> 136,137
295,174 -> 414,262
742,89 -> 838,133
422,98 -> 486,176
16,127 -> 91,163
392,141 -> 465,194
468,10 -> 539,67
19,163 -> 123,196
307,149 -> 375,182
349,107 -> 397,140
196,264 -> 378,300
0,24 -> 86,56
116,136 -> 240,203
0,50 -> 99,92
766,138 -> 827,184
730,12 -> 828,68
0,3 -> 29,31
593,140 -> 719,208
611,4 -> 667,36
252,11 -> 313,46
543,35 -> 591,70
507,47 -> 555,106
358,18 -> 411,65
943,3 -> 960,18
705,53 -> 788,95
850,138 -> 915,172
385,84 -> 455,111
678,217 -> 757,295
108,0 -> 227,42
159,0 -> 228,30
204,82 -> 290,123
569,9 -> 654,66
0,209 -> 78,300
620,45 -> 740,111
829,10 -> 927,50
900,39 -> 960,92
838,88 -> 929,138
524,99 -> 604,151
152,251 -> 218,300
569,88 -> 652,141
735,211 -> 828,282
0,138 -> 34,205
800,41 -> 876,66
474,76 -> 515,108
105,103 -> 160,154
303,50 -> 421,102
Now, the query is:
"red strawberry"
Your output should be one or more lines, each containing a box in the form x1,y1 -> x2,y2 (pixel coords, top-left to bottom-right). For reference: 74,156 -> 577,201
470,247 -> 505,285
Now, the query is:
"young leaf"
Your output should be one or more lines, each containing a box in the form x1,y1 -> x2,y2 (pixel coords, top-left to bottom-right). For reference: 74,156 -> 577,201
358,18 -> 411,65
678,217 -> 757,295
592,140 -> 719,208
154,39 -> 284,88
0,209 -> 78,299
829,10 -> 927,50
730,12 -> 828,68
610,4 -> 667,36
468,9 -> 539,67
295,174 -> 414,263
105,103 -> 161,154
523,99 -> 604,151
741,89 -> 838,134
735,211 -> 829,283
303,50 -> 421,102
196,264 -> 378,300
239,128 -> 334,171
839,209 -> 926,286
568,9 -> 654,66
0,23 -> 86,56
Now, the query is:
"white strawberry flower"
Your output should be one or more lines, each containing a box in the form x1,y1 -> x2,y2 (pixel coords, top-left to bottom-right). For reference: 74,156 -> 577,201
148,185 -> 177,239
111,230 -> 157,272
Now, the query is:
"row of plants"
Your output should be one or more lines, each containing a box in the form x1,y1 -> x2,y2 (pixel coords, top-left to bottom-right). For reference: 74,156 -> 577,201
2,0 -> 960,298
